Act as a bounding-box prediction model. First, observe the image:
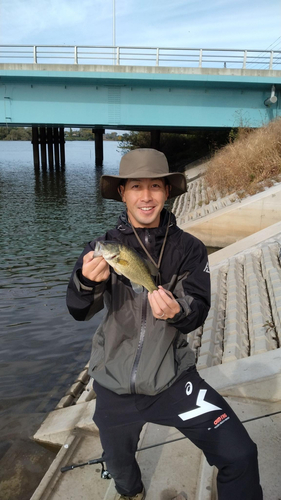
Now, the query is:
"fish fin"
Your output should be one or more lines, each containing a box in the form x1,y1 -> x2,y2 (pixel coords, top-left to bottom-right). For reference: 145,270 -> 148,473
117,258 -> 130,266
130,282 -> 143,294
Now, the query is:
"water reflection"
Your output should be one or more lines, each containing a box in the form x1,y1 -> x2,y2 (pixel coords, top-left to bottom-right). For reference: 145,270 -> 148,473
93,164 -> 104,207
34,165 -> 67,206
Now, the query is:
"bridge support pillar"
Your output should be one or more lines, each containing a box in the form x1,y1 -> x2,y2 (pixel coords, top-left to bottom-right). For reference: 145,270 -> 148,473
53,128 -> 60,167
94,128 -> 104,166
32,127 -> 65,169
40,127 -> 47,169
47,127 -> 54,168
150,130 -> 161,150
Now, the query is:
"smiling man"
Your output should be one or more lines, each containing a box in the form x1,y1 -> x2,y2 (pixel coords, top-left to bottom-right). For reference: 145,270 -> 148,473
67,149 -> 262,500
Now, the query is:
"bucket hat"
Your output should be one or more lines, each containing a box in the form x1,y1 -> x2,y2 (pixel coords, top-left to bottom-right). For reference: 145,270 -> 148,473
100,148 -> 187,201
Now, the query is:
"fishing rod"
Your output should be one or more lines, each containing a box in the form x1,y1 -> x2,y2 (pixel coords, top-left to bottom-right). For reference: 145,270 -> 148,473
61,457 -> 111,478
60,409 -> 281,475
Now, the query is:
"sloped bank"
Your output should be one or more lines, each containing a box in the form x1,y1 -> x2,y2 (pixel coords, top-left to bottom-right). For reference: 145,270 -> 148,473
173,171 -> 281,248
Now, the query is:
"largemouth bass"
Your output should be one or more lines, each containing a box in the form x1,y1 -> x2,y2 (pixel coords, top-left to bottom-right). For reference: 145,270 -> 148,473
93,241 -> 157,293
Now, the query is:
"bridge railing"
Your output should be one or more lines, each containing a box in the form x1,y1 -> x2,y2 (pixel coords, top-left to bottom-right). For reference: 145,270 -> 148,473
0,45 -> 280,70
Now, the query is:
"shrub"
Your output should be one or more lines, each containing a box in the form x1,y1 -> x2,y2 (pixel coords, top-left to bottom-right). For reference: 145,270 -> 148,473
205,119 -> 281,196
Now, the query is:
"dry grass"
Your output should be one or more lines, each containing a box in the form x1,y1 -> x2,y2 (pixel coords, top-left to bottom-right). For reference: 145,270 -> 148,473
205,119 -> 281,197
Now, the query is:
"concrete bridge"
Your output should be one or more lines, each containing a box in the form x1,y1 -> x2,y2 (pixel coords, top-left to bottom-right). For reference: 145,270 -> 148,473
0,45 -> 281,166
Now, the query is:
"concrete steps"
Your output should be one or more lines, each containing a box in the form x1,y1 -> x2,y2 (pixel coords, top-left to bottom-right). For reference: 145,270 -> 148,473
172,176 -> 239,227
172,161 -> 281,248
195,237 -> 281,370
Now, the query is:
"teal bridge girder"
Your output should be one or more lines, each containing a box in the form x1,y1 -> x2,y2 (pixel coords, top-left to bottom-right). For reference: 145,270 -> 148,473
0,62 -> 281,131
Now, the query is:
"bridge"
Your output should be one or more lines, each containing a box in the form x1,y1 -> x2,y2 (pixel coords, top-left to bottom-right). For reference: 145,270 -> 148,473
0,45 -> 280,166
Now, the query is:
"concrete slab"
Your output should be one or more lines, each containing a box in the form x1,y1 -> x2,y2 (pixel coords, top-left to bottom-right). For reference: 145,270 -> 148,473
224,398 -> 281,500
30,431 -> 108,500
209,221 -> 281,268
136,424 -> 202,500
199,348 -> 281,401
179,183 -> 281,248
33,400 -> 98,447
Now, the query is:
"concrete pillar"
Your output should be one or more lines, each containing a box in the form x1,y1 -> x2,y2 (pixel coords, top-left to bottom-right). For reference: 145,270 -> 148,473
32,127 -> 40,169
59,127 -> 65,166
40,127 -> 47,169
150,130 -> 161,150
47,127 -> 54,168
53,128 -> 60,167
94,128 -> 104,166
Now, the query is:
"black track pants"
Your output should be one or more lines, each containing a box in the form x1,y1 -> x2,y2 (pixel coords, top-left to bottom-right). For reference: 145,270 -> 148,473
93,368 -> 263,499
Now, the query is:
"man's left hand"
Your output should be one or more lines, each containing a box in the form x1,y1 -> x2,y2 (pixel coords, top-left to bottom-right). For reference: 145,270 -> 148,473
148,286 -> 181,320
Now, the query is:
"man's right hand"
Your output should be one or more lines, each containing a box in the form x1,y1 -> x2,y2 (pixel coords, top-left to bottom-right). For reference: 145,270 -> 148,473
82,252 -> 110,282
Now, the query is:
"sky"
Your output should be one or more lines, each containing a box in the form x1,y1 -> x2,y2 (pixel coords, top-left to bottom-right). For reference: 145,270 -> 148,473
0,0 -> 280,51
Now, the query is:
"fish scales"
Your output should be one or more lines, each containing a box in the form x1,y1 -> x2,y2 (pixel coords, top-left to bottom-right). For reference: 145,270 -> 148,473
93,241 -> 157,293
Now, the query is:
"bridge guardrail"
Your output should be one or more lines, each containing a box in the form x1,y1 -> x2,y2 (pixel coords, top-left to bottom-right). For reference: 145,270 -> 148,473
0,45 -> 280,70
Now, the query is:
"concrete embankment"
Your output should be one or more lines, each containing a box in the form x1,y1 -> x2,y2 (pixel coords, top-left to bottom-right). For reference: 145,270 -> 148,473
173,163 -> 281,248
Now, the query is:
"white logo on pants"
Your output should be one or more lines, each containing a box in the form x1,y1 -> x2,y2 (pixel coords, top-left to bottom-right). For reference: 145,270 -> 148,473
178,389 -> 222,421
185,381 -> 193,395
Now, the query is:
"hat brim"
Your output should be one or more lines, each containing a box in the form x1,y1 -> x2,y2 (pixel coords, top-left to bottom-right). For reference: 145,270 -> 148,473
100,172 -> 187,201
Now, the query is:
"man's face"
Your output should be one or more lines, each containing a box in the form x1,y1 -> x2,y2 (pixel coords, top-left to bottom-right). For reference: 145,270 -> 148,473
119,178 -> 170,228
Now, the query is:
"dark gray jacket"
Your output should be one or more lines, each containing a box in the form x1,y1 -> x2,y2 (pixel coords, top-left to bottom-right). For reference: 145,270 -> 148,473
66,210 -> 210,395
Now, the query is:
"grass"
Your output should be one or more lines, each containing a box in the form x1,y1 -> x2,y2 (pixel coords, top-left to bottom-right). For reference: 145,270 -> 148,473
204,119 -> 281,197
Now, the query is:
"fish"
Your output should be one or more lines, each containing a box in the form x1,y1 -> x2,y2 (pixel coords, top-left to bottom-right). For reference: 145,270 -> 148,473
93,241 -> 158,293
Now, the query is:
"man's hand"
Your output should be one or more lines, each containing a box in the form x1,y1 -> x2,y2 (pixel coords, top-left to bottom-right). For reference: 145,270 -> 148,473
82,252 -> 110,282
148,286 -> 181,320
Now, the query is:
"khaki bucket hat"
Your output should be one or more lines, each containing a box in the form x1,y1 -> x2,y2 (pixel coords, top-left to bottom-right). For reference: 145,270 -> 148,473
100,148 -> 187,201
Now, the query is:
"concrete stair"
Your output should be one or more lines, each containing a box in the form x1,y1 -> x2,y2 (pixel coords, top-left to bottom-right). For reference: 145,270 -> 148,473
172,176 -> 239,227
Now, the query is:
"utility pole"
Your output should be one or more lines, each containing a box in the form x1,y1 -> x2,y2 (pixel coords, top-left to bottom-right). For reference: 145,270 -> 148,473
112,0 -> 116,64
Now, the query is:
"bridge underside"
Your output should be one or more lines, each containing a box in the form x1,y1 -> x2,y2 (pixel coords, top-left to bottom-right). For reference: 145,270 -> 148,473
0,64 -> 280,130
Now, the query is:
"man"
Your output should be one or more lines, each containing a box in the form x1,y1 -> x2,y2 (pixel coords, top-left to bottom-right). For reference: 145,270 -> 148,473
67,149 -> 262,500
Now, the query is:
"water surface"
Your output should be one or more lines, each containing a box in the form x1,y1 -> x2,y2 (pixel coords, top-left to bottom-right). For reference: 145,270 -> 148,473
0,140 -> 123,499
0,141 -> 218,499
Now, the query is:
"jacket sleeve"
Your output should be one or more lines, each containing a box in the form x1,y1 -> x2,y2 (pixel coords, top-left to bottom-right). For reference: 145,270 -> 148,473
167,237 -> 211,334
66,240 -> 109,321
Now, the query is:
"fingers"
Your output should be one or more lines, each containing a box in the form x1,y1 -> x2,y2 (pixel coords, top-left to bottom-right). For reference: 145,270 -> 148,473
148,286 -> 180,320
82,252 -> 110,282
83,251 -> 95,264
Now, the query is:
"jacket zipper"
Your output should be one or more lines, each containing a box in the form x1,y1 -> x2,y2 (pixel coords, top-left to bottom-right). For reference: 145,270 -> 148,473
130,230 -> 151,393
130,290 -> 148,393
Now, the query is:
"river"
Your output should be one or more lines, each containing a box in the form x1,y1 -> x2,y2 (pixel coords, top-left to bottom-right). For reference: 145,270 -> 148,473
0,140 -> 123,500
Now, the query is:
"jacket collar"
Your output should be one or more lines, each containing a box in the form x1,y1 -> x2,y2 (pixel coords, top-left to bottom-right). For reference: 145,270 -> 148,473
116,208 -> 176,235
